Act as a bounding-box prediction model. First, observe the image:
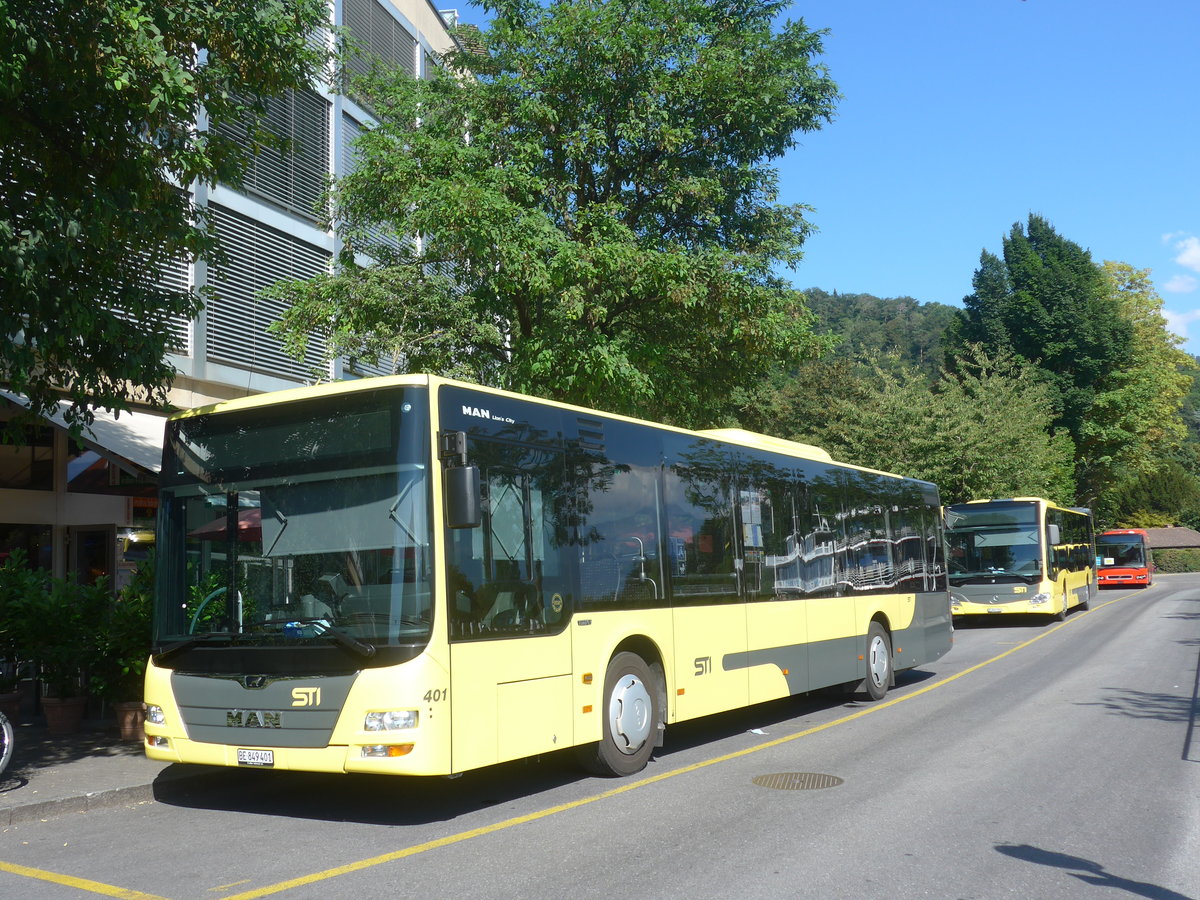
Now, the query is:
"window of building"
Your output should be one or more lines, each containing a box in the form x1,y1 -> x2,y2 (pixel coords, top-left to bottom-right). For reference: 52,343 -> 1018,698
66,442 -> 156,496
206,203 -> 331,381
344,0 -> 418,83
0,523 -> 53,570
210,88 -> 331,221
0,425 -> 53,490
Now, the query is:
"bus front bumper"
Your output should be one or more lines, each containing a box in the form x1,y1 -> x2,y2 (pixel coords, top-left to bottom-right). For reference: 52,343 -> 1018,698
950,592 -> 1053,616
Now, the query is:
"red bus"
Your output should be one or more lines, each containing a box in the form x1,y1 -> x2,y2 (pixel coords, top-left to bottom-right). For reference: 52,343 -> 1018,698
1096,529 -> 1153,588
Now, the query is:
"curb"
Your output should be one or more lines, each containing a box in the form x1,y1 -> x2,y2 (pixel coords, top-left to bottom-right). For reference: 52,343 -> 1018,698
1,782 -> 159,827
0,766 -> 231,827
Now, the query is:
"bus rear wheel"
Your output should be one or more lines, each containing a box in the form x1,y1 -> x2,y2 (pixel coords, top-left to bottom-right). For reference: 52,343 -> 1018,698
863,622 -> 893,701
578,652 -> 657,777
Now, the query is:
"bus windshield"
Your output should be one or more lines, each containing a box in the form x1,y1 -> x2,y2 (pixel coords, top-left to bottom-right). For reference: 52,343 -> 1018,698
945,501 -> 1042,584
1098,535 -> 1145,567
154,387 -> 432,652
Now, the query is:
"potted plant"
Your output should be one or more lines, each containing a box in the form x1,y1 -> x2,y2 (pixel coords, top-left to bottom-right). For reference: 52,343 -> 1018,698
23,574 -> 107,734
92,557 -> 154,740
0,556 -> 28,720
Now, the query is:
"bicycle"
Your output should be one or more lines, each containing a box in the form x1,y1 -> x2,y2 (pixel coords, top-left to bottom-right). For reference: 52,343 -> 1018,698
0,709 -> 12,777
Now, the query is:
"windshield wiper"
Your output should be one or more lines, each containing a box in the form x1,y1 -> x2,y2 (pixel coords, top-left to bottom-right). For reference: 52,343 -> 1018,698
154,631 -> 238,662
305,619 -> 376,659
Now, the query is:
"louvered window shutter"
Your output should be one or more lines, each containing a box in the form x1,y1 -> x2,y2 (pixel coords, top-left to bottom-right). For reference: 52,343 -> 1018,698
206,203 -> 331,381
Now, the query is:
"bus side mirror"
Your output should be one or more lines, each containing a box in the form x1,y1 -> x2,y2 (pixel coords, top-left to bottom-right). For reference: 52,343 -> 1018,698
1046,524 -> 1061,545
446,465 -> 481,529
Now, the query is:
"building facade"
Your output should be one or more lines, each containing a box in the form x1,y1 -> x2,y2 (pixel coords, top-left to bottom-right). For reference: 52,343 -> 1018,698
1,0 -> 459,583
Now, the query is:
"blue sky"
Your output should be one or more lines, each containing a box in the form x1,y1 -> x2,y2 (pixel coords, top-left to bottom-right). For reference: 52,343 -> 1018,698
453,2 -> 1200,350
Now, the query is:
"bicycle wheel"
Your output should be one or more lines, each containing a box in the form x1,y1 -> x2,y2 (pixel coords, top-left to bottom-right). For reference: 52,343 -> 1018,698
0,711 -> 12,777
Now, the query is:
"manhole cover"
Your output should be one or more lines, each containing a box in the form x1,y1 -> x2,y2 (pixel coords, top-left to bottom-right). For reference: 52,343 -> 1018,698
752,772 -> 844,791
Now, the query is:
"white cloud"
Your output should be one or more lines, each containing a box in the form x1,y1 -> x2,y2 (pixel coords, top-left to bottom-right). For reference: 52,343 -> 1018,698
1162,307 -> 1200,348
1163,274 -> 1199,293
1170,235 -> 1200,273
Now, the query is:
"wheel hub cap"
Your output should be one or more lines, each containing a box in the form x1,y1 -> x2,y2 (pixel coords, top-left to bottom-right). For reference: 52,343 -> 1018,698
609,674 -> 651,754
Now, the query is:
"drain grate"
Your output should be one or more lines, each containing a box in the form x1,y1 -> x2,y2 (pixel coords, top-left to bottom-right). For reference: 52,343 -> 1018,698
752,772 -> 844,791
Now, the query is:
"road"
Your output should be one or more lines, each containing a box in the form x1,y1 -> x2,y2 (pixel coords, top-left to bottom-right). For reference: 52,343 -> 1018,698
2,575 -> 1198,899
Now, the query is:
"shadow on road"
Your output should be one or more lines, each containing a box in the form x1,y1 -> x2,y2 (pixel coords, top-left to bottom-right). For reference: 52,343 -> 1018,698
995,843 -> 1194,900
1078,687 -> 1194,723
153,668 -> 940,825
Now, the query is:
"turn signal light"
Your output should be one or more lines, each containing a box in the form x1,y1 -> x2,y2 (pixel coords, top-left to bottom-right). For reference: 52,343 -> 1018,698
362,744 -> 415,758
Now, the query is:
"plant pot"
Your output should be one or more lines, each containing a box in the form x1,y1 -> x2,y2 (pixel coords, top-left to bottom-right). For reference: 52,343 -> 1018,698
112,700 -> 146,742
42,695 -> 88,735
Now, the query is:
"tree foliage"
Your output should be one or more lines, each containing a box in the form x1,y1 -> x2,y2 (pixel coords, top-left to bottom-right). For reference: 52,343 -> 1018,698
801,289 -> 958,378
945,215 -> 1133,450
1078,262 -> 1193,488
818,345 -> 1074,504
742,346 -> 1075,505
1097,460 -> 1200,530
0,0 -> 330,436
268,0 -> 839,427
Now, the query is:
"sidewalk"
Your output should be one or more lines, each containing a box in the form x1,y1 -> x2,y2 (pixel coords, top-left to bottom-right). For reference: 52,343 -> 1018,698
0,719 -> 221,826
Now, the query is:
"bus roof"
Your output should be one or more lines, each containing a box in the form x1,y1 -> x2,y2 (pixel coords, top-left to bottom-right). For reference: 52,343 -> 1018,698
169,374 -> 934,485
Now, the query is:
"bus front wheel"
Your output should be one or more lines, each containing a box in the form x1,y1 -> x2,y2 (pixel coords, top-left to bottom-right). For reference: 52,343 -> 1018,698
863,622 -> 893,701
578,652 -> 657,777
1056,593 -> 1070,622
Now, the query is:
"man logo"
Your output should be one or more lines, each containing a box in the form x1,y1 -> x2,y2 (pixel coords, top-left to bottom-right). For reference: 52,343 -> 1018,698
291,687 -> 321,707
226,710 -> 281,728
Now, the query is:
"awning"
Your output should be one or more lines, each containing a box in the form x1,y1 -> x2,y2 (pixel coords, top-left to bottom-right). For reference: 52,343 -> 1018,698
188,507 -> 262,542
2,391 -> 168,476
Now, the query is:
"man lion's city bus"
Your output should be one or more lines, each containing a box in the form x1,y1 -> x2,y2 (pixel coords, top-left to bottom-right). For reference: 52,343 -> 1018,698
945,498 -> 1096,620
1097,528 -> 1154,588
144,375 -> 953,778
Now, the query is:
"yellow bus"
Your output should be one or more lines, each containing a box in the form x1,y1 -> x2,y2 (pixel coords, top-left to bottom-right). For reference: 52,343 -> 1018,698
145,375 -> 953,777
944,498 -> 1096,621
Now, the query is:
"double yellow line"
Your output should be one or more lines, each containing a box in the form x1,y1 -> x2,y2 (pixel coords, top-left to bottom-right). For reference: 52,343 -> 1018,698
0,592 -> 1132,899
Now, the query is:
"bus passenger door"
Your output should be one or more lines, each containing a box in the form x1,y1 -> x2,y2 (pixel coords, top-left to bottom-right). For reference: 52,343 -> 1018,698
447,445 -> 574,773
663,453 -> 748,721
742,481 -> 810,705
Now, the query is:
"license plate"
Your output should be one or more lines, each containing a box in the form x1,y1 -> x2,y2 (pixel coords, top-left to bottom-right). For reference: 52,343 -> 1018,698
237,748 -> 274,767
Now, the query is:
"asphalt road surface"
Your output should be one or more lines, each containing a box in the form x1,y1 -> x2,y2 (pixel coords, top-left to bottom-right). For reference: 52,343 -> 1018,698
2,575 -> 1198,899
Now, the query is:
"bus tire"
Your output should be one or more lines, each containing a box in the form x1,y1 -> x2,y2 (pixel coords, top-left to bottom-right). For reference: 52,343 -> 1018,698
1056,593 -> 1069,621
863,622 -> 892,701
578,652 -> 657,777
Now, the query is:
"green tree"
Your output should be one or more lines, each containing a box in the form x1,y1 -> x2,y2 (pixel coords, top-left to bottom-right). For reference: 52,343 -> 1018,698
787,345 -> 1075,505
945,215 -> 1133,462
801,288 -> 958,378
1,0 -> 330,437
268,0 -> 838,427
1097,460 -> 1200,530
1080,262 -> 1194,498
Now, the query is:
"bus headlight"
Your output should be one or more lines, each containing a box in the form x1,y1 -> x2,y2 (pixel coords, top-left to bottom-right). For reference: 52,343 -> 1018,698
1029,592 -> 1051,606
365,710 -> 418,731
146,705 -> 165,725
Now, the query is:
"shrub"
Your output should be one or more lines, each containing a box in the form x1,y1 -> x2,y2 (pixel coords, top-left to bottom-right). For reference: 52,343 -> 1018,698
1152,549 -> 1200,573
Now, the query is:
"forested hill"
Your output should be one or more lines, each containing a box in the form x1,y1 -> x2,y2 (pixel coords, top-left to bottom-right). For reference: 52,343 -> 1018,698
802,288 -> 958,375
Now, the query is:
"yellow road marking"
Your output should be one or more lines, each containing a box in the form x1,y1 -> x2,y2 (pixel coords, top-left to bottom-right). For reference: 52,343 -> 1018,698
0,861 -> 171,899
0,590 -> 1136,900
